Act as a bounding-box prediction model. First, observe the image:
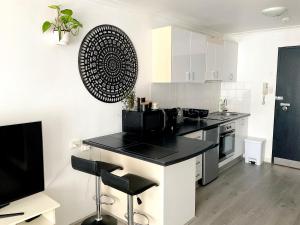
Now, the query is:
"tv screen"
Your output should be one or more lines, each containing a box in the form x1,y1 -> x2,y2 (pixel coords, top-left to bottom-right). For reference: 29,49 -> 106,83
0,121 -> 44,206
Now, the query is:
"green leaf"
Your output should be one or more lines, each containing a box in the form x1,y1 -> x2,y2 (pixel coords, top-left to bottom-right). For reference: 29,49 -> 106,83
61,9 -> 73,16
42,21 -> 52,33
48,5 -> 60,10
60,15 -> 71,24
73,18 -> 83,27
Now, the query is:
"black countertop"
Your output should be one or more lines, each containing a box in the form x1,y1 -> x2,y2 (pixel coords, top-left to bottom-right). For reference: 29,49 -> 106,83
84,132 -> 217,166
83,113 -> 250,166
174,113 -> 250,136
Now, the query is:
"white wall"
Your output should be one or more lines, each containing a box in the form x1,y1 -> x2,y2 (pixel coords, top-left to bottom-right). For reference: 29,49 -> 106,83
0,0 -> 152,224
151,83 -> 221,111
229,27 -> 300,162
221,82 -> 251,113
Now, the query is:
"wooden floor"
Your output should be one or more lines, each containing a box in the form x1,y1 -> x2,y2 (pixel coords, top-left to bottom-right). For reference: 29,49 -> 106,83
191,162 -> 300,225
74,162 -> 300,225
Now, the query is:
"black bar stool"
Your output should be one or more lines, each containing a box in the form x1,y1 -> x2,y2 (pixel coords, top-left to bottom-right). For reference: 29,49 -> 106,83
71,155 -> 123,225
101,170 -> 158,225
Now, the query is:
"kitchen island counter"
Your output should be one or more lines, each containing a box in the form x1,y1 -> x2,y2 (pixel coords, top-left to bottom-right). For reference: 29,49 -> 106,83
83,132 -> 216,166
81,112 -> 250,225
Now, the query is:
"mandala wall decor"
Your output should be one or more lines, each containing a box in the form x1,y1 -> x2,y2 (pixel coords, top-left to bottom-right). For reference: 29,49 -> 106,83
78,25 -> 138,103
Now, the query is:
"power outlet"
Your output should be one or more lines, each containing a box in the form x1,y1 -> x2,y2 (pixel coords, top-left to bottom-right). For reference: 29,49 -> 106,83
81,144 -> 91,151
71,139 -> 82,150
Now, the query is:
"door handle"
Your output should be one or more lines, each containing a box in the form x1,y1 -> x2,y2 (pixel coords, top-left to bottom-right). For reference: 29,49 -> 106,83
280,103 -> 290,107
275,96 -> 284,101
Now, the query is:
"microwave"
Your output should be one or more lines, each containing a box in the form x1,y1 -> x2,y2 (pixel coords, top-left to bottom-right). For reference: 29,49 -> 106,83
122,110 -> 165,134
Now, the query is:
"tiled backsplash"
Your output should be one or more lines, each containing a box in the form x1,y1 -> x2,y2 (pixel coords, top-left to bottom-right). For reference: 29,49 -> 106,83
151,83 -> 221,111
221,82 -> 251,113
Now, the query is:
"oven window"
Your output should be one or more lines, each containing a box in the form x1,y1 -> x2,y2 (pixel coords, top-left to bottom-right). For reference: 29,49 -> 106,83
224,135 -> 234,154
220,133 -> 235,161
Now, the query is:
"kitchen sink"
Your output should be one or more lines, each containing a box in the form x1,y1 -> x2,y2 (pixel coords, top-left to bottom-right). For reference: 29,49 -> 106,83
205,112 -> 240,121
219,112 -> 239,117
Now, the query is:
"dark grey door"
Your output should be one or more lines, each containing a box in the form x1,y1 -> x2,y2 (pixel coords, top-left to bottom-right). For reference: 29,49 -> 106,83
273,46 -> 300,168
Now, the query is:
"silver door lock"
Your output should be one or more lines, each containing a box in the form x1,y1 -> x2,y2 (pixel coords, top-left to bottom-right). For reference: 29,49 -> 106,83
280,103 -> 290,111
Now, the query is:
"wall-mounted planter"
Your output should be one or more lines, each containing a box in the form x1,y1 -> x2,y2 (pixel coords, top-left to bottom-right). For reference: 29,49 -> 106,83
42,5 -> 82,46
51,31 -> 70,45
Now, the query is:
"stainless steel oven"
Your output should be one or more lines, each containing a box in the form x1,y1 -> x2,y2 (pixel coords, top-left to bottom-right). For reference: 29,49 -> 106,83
219,122 -> 235,162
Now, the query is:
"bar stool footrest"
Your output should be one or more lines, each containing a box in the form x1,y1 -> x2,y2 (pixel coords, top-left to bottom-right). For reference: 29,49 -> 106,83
101,194 -> 115,206
124,211 -> 150,225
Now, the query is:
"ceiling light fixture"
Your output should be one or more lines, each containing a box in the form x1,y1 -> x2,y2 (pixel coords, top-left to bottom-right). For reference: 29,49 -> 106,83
262,6 -> 287,17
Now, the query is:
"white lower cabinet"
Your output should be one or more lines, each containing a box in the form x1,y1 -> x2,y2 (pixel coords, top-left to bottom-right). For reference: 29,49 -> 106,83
234,117 -> 248,157
184,131 -> 203,181
196,155 -> 203,180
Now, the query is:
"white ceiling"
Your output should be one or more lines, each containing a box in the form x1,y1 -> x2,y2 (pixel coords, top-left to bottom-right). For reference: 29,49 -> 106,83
109,0 -> 300,33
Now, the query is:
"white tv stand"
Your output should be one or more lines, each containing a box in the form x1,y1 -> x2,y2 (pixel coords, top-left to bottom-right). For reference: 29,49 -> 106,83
0,192 -> 60,225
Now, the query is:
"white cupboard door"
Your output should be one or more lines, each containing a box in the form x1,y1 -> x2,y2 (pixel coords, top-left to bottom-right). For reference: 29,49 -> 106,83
172,27 -> 191,82
206,40 -> 224,81
196,155 -> 203,180
190,32 -> 206,83
206,41 -> 216,80
215,42 -> 224,80
235,118 -> 248,157
223,41 -> 238,82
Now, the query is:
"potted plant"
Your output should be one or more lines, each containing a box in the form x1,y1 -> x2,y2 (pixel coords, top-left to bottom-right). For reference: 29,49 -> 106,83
123,90 -> 136,110
42,5 -> 82,45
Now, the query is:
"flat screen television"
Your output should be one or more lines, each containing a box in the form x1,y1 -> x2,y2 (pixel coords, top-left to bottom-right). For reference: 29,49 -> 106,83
0,121 -> 44,207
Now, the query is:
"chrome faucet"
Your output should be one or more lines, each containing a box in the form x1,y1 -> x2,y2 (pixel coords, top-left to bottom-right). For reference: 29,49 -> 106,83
220,98 -> 228,112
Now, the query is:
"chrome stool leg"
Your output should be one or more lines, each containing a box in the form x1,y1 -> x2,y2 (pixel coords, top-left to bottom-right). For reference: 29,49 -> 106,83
127,195 -> 134,225
96,176 -> 102,222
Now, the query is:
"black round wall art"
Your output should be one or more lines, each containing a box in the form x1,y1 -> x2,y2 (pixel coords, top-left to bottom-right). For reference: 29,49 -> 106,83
78,24 -> 138,103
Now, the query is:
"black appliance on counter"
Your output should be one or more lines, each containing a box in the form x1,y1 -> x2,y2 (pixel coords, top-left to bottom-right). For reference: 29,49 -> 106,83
162,108 -> 178,131
122,110 -> 165,133
183,108 -> 209,119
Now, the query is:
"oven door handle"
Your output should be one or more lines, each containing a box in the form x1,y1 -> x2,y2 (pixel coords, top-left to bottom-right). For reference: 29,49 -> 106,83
220,130 -> 235,138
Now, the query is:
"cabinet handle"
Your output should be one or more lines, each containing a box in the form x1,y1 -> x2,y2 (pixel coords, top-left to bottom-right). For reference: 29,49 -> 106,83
230,73 -> 233,80
196,161 -> 201,165
212,71 -> 216,79
186,72 -> 190,81
192,72 -> 195,81
213,71 -> 218,79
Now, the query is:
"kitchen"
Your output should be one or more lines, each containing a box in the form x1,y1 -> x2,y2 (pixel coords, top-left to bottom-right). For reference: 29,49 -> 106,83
72,25 -> 251,225
2,1 -> 300,225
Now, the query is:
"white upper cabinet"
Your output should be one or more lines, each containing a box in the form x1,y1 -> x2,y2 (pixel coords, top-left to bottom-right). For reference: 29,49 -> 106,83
205,39 -> 224,81
152,26 -> 238,83
172,27 -> 191,82
222,40 -> 238,82
190,32 -> 206,82
152,26 -> 206,83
